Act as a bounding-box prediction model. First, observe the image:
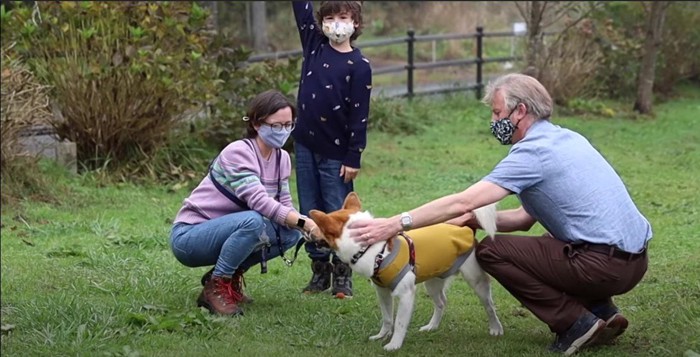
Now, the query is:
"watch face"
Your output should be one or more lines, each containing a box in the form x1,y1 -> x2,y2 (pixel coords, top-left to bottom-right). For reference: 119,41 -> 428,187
401,214 -> 411,229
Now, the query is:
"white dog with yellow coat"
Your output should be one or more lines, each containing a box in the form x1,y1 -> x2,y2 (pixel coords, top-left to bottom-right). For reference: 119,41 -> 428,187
309,192 -> 504,351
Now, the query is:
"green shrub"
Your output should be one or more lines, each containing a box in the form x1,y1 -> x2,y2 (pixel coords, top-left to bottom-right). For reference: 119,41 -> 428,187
0,1 -> 220,173
655,4 -> 700,95
535,19 -> 604,105
561,98 -> 616,118
202,42 -> 301,152
368,96 -> 431,135
587,2 -> 700,99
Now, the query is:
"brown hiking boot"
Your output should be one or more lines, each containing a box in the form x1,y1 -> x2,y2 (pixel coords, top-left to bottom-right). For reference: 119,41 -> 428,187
201,267 -> 253,304
232,269 -> 254,304
197,276 -> 244,316
302,261 -> 332,294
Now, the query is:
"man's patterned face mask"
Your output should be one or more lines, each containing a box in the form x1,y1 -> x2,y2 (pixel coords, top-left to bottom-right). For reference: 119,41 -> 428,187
490,105 -> 520,145
322,21 -> 355,44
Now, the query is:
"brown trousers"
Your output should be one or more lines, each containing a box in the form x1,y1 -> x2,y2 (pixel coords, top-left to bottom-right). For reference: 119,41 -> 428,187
475,234 -> 648,333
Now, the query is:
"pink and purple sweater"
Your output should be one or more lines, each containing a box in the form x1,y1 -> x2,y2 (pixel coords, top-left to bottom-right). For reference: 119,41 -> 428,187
174,139 -> 295,226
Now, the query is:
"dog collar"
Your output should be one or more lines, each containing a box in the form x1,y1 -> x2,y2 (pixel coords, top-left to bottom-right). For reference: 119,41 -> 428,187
350,245 -> 370,265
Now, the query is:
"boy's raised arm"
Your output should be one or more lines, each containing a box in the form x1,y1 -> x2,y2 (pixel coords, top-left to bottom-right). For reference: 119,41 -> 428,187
292,1 -> 322,53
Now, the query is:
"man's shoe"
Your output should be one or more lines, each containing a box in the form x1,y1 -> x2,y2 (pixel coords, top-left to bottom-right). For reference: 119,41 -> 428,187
196,276 -> 244,316
331,261 -> 353,299
548,313 -> 606,355
590,304 -> 628,345
302,261 -> 332,294
593,313 -> 629,345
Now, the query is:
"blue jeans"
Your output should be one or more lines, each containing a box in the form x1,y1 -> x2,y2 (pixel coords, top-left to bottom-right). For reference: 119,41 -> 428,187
170,211 -> 302,276
294,142 -> 354,262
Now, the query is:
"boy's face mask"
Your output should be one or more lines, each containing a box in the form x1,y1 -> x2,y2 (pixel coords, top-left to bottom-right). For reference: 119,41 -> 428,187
322,20 -> 355,44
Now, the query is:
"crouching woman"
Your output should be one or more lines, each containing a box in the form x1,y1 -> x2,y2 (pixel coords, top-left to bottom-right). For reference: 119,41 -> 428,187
170,90 -> 317,316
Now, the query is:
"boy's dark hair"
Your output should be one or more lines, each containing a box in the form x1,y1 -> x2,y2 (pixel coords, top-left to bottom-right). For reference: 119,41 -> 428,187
244,90 -> 297,138
316,1 -> 364,42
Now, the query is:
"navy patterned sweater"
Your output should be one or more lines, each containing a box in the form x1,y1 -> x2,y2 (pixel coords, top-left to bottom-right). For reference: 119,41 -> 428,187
292,1 -> 373,169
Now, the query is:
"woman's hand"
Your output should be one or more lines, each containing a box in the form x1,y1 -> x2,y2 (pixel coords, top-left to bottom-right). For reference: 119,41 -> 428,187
303,219 -> 321,242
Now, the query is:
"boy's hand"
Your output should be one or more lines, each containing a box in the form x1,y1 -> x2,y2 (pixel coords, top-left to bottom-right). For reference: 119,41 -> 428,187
340,165 -> 359,183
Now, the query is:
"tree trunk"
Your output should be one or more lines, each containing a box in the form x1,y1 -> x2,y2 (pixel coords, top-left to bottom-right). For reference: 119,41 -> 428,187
524,1 -> 545,79
251,1 -> 269,53
634,1 -> 671,114
201,1 -> 218,33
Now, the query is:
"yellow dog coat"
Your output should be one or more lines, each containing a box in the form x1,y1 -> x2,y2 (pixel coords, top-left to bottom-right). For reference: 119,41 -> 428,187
371,224 -> 477,289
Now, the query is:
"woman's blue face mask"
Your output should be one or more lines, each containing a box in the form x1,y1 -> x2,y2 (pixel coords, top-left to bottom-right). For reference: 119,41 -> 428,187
258,124 -> 293,148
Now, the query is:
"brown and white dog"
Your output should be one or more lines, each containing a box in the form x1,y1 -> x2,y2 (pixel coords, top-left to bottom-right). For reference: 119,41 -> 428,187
309,192 -> 504,351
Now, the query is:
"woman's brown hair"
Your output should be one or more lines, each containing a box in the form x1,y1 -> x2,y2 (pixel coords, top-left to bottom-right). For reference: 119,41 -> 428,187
244,90 -> 297,138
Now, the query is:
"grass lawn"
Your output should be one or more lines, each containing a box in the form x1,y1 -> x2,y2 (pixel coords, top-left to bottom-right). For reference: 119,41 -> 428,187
2,87 -> 699,357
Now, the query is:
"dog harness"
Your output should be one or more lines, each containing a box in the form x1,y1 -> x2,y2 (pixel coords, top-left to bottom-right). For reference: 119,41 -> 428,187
370,224 -> 477,290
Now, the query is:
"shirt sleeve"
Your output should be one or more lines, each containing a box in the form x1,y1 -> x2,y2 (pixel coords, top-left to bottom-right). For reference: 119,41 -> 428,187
482,143 -> 543,194
343,58 -> 372,168
292,1 -> 324,56
213,141 -> 291,226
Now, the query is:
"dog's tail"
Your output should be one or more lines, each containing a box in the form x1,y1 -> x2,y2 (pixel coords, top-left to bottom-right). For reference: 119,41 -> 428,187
474,203 -> 498,238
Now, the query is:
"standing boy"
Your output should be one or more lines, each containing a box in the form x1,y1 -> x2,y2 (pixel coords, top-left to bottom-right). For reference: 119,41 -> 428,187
292,1 -> 372,298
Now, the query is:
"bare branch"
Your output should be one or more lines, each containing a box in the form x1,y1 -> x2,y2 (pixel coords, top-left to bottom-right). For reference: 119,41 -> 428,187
515,1 -> 529,22
641,1 -> 650,16
537,1 -> 549,27
541,3 -> 602,67
541,2 -> 581,29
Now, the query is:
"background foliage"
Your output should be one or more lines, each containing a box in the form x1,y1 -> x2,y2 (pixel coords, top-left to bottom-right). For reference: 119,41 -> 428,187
1,1 -> 220,176
0,1 -> 698,196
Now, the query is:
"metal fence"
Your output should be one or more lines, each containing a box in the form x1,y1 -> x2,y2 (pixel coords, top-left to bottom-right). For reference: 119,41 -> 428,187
247,26 -> 530,99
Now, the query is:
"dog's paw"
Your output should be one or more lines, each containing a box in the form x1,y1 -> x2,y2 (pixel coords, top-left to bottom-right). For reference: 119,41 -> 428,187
383,342 -> 402,351
369,330 -> 390,341
419,324 -> 438,332
489,324 -> 504,336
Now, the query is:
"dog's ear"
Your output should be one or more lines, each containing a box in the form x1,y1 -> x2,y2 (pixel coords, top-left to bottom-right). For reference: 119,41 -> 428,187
343,191 -> 361,211
309,209 -> 330,232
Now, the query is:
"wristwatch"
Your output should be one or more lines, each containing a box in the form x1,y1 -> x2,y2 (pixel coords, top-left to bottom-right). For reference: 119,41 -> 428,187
400,212 -> 413,231
296,215 -> 307,230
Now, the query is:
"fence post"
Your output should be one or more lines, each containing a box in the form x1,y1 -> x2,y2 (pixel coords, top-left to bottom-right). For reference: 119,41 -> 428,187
475,26 -> 484,100
406,29 -> 415,99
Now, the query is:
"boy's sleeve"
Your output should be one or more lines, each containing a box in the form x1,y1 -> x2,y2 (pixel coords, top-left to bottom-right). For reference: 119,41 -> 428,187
343,58 -> 373,169
292,1 -> 323,55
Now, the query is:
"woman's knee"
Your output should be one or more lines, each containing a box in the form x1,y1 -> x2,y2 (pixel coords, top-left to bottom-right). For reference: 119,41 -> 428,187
240,211 -> 266,232
281,230 -> 302,251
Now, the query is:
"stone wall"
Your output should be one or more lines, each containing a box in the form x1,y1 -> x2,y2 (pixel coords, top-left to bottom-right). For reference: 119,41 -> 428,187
17,125 -> 77,174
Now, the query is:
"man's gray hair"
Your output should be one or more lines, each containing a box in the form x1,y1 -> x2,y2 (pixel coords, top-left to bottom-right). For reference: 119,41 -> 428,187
481,73 -> 553,120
